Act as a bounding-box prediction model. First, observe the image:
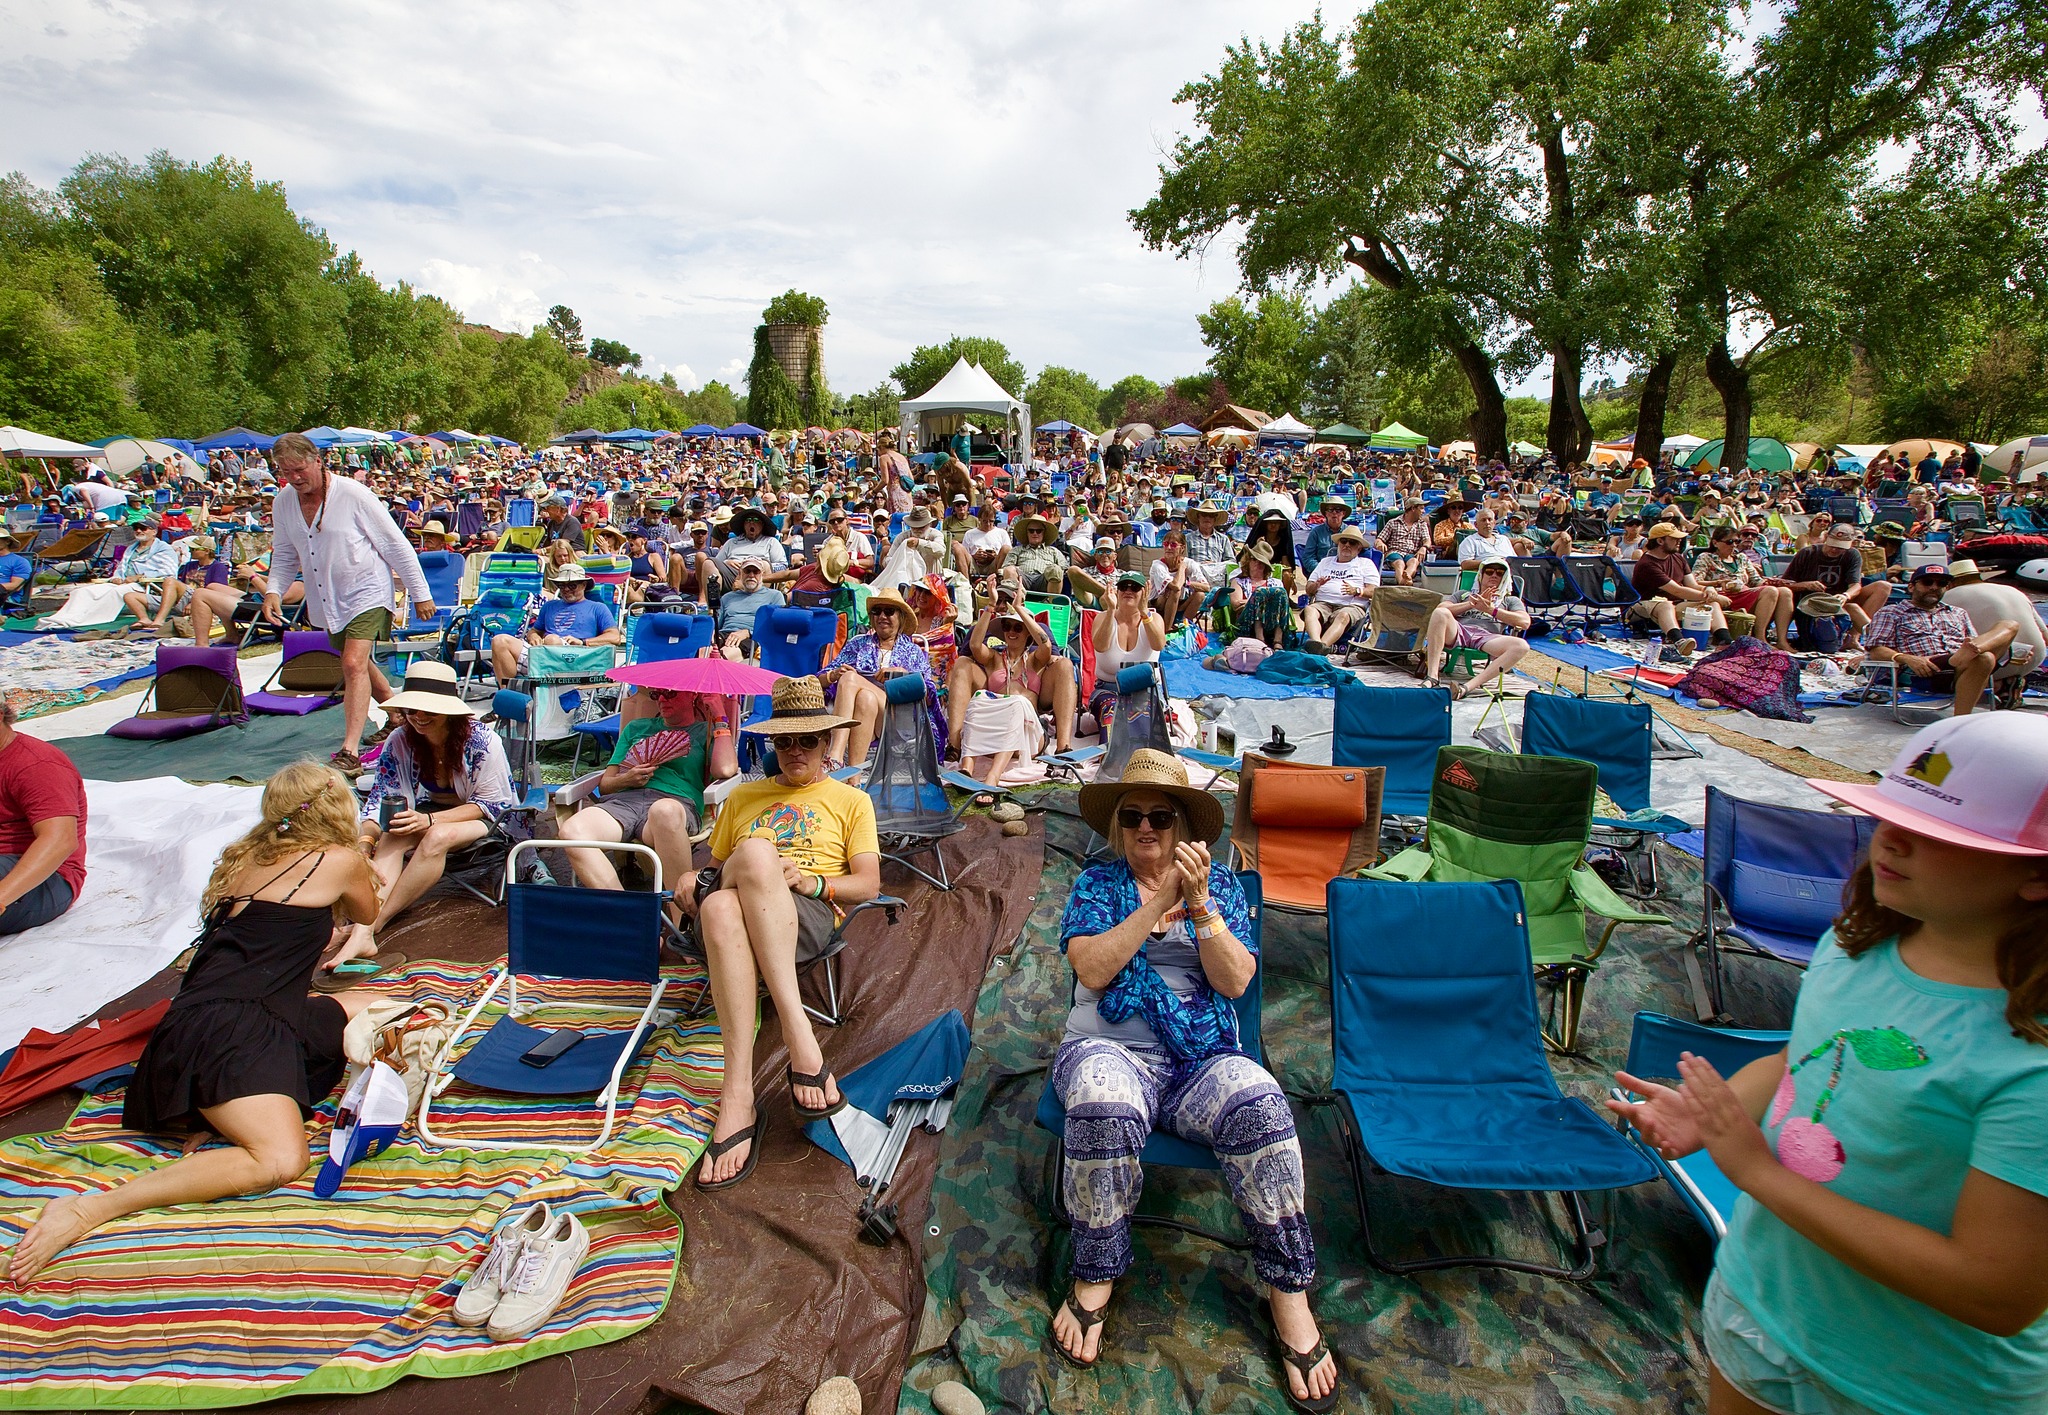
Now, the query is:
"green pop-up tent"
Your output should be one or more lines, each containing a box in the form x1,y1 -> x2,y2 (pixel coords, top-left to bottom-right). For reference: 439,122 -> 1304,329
1369,421 -> 1429,450
1682,436 -> 1794,473
1315,422 -> 1372,445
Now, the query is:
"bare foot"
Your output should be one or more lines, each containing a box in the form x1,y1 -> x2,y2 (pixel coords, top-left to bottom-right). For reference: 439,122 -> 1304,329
321,927 -> 378,971
1270,1290 -> 1337,1406
1051,1278 -> 1112,1363
5,1194 -> 99,1286
699,1101 -> 758,1185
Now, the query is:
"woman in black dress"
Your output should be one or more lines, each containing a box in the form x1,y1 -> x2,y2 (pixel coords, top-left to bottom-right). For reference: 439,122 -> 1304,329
5,761 -> 381,1285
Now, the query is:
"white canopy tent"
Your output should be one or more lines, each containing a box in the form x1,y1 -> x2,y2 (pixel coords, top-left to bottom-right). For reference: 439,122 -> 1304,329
898,357 -> 1031,461
0,426 -> 107,460
1660,433 -> 1707,454
1255,413 -> 1316,444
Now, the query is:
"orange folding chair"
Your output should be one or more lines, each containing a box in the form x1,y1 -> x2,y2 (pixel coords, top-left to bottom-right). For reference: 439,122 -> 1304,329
1229,753 -> 1385,911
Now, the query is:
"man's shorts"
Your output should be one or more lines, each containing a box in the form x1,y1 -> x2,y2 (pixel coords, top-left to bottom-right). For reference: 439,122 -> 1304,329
1381,549 -> 1417,565
1455,621 -> 1498,650
591,787 -> 698,844
327,607 -> 391,652
0,857 -> 74,935
694,867 -> 840,962
1313,603 -> 1367,634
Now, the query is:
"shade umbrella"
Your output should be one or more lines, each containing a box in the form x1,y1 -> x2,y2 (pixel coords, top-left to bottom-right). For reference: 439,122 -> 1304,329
1982,435 -> 2048,481
1881,437 -> 1965,465
607,658 -> 785,695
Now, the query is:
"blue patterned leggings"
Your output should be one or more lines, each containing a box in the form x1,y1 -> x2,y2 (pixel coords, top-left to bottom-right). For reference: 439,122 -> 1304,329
1053,1036 -> 1316,1291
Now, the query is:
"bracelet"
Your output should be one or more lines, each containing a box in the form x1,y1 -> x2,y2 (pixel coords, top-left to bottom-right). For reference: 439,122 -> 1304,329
809,874 -> 827,900
824,878 -> 837,905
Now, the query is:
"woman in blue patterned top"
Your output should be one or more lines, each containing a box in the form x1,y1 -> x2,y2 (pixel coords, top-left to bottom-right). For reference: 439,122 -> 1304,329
1051,749 -> 1334,1411
819,586 -> 944,766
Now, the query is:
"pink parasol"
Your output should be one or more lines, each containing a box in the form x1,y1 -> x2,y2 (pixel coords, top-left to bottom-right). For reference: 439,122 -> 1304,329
607,658 -> 786,695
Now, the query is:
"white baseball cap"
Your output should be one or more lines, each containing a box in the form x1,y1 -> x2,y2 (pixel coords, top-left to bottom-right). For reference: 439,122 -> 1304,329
1809,713 -> 2048,855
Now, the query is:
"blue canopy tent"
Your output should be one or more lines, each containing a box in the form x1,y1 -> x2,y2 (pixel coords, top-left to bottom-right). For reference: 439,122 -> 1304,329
600,428 -> 659,443
487,435 -> 520,448
154,437 -> 210,464
194,427 -> 275,452
1036,419 -> 1081,434
679,423 -> 721,437
556,428 -> 606,444
1162,421 -> 1202,437
302,426 -> 346,448
719,423 -> 769,438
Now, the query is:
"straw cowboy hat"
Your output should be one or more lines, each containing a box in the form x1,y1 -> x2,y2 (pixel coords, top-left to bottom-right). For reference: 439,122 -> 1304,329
741,675 -> 856,735
382,661 -> 480,716
1013,514 -> 1053,537
1240,540 -> 1276,567
419,520 -> 450,540
816,538 -> 851,585
1944,558 -> 2002,583
862,586 -> 917,620
1078,748 -> 1225,844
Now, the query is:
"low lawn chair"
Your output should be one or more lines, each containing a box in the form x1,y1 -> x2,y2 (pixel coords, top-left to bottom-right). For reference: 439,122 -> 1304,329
1366,745 -> 1668,1051
1611,1012 -> 1787,1241
864,671 -> 965,890
1037,870 -> 1266,1251
1344,584 -> 1442,669
1327,875 -> 1659,1278
1044,662 -> 1173,783
1228,754 -> 1383,912
1504,556 -> 1584,630
106,644 -> 248,740
1695,785 -> 1875,1023
1558,554 -> 1641,629
30,524 -> 113,584
1332,676 -> 1451,818
245,631 -> 343,715
416,840 -> 674,1154
1520,692 -> 1692,894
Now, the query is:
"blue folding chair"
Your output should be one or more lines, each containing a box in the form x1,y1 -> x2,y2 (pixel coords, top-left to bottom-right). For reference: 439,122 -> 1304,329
1696,785 -> 1876,1022
741,604 -> 842,765
570,609 -> 716,774
1036,871 -> 1265,1250
1332,677 -> 1452,817
1327,876 -> 1658,1278
507,497 -> 536,528
1611,1012 -> 1787,1241
1559,554 -> 1641,629
416,840 -> 674,1154
383,550 -> 467,667
1520,692 -> 1691,893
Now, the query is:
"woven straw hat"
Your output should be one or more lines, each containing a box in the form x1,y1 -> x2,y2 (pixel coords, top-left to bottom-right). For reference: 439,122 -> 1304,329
1078,748 -> 1225,844
740,675 -> 856,735
816,539 -> 851,584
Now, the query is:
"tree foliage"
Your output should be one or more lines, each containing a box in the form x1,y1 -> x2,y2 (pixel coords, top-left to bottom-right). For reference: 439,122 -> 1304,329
745,324 -> 803,431
762,289 -> 829,327
1097,374 -> 1161,428
588,336 -> 640,369
1198,292 -> 1315,416
1024,366 -> 1107,429
889,337 -> 1026,404
545,305 -> 586,356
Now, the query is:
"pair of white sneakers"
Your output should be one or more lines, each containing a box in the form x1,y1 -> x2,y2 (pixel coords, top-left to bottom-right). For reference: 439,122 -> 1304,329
453,1201 -> 590,1341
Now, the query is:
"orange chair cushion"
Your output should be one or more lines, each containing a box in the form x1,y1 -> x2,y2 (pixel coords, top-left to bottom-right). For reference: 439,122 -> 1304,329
1248,767 -> 1369,829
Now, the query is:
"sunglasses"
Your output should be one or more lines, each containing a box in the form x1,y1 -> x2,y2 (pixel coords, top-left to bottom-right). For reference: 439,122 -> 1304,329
867,605 -> 898,617
1118,808 -> 1178,831
772,732 -> 824,751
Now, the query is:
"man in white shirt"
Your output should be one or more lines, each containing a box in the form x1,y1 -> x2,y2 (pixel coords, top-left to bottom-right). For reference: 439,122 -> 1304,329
1303,526 -> 1381,647
1457,508 -> 1517,569
262,431 -> 435,774
71,473 -> 131,516
955,502 -> 1012,579
1147,529 -> 1211,628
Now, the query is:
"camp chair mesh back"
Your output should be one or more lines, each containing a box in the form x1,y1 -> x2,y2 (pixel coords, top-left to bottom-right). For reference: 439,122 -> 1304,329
1036,870 -> 1265,1251
865,671 -> 962,889
1229,754 -> 1384,911
1332,676 -> 1452,817
1614,1012 -> 1788,1240
1349,585 -> 1441,665
1327,875 -> 1657,1278
246,631 -> 344,716
1560,555 -> 1640,624
1024,592 -> 1074,651
107,644 -> 248,739
1367,746 -> 1668,1050
1097,663 -> 1172,781
1505,556 -> 1583,619
416,841 -> 671,1154
395,550 -> 465,638
1521,693 -> 1653,813
1697,785 -> 1875,1022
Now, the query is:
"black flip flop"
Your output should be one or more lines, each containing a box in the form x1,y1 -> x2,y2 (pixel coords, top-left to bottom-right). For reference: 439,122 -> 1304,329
1275,1333 -> 1339,1412
693,1116 -> 764,1191
788,1066 -> 847,1122
1049,1281 -> 1110,1368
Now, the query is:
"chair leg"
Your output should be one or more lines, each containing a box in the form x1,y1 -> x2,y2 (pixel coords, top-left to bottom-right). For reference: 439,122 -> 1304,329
802,951 -> 843,1027
883,836 -> 954,891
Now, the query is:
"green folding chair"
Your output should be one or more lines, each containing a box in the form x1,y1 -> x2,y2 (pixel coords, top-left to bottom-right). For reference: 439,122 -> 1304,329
1364,745 -> 1668,1052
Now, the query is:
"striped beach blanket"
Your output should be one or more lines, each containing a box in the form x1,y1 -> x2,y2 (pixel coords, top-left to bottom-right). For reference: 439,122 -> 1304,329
0,958 -> 723,1408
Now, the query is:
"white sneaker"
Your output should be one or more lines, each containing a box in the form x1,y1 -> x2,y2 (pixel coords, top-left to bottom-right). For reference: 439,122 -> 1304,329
487,1209 -> 589,1341
453,1201 -> 551,1327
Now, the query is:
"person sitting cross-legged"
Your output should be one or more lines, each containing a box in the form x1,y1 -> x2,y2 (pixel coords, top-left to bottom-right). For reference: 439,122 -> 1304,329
689,677 -> 883,1192
1863,564 -> 2022,718
1418,557 -> 1530,699
1049,750 -> 1337,1411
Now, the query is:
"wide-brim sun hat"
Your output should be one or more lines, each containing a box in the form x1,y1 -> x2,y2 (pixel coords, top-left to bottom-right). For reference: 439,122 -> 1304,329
548,563 -> 592,584
863,586 -> 916,619
1807,713 -> 2048,856
1945,558 -> 2001,583
741,674 -> 856,735
1079,748 -> 1225,844
384,661 -> 480,716
816,539 -> 851,584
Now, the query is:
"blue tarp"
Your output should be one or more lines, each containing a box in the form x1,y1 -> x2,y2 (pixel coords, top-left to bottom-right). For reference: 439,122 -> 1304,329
804,1010 -> 970,1171
1162,657 -> 1335,701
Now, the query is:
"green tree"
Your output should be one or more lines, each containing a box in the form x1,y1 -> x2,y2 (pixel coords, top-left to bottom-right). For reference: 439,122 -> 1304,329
840,380 -> 900,434
761,289 -> 828,326
1299,283 -> 1384,427
472,329 -> 578,445
1024,366 -> 1107,429
889,337 -> 1026,403
1198,292 -> 1314,415
679,380 -> 739,429
0,245 -> 140,440
589,336 -> 640,369
317,253 -> 463,431
1098,374 -> 1161,427
545,305 -> 586,356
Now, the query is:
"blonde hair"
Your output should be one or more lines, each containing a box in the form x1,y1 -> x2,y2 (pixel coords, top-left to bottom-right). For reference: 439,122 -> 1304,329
201,760 -> 364,919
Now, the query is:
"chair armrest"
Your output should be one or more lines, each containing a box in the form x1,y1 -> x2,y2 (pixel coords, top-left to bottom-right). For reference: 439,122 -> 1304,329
1361,847 -> 1431,882
554,768 -> 606,807
1569,866 -> 1670,925
827,893 -> 905,944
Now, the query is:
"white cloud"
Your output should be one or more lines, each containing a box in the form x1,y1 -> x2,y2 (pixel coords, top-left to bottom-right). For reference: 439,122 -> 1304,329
715,358 -> 747,385
1,0 -> 1326,395
655,363 -> 700,391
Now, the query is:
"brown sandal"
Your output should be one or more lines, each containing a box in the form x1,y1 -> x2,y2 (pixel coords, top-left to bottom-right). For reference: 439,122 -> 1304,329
1050,1281 -> 1110,1368
1275,1332 -> 1339,1412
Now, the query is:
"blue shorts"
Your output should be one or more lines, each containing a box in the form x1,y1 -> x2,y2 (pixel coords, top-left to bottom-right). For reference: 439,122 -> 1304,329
1703,1271 -> 1880,1415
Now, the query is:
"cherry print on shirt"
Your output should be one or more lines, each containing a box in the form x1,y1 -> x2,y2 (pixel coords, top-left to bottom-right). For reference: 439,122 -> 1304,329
1769,1027 -> 1928,1183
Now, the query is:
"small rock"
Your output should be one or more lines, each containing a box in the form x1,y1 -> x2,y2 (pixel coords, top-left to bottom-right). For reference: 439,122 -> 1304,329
1697,697 -> 1720,709
932,1380 -> 987,1415
990,801 -> 1024,822
1001,818 -> 1029,836
805,1375 -> 861,1415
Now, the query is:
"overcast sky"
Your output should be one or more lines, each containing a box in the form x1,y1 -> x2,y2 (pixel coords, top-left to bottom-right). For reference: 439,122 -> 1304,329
2,0 -> 1339,398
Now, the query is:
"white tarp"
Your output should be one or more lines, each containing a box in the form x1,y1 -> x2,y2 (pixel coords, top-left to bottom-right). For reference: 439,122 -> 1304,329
0,776 -> 264,1051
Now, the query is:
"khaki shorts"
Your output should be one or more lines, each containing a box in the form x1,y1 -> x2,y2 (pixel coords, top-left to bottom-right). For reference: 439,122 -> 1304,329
327,607 -> 391,651
590,787 -> 699,844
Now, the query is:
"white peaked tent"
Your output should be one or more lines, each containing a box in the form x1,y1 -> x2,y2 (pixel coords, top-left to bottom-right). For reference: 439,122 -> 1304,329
898,357 -> 1031,458
1255,413 -> 1316,444
0,426 -> 108,460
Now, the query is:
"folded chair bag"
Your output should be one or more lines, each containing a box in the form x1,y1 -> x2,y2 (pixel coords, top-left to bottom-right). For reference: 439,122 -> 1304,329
1231,753 -> 1384,911
246,631 -> 344,715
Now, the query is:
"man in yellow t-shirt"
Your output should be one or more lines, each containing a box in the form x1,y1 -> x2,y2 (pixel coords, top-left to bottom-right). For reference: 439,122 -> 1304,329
688,676 -> 885,1193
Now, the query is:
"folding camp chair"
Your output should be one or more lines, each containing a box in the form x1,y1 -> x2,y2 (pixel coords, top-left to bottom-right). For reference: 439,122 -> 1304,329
1520,692 -> 1691,895
1694,785 -> 1875,1024
494,525 -> 545,553
1366,746 -> 1669,1052
106,644 -> 248,740
1610,1012 -> 1787,1241
1825,495 -> 1862,524
394,549 -> 465,641
491,688 -> 551,812
1327,876 -> 1659,1278
1344,584 -> 1441,669
1871,498 -> 1913,533
1036,871 -> 1265,1251
1559,555 -> 1641,629
416,840 -> 673,1154
29,525 -> 112,584
1044,662 -> 1174,785
1228,754 -> 1383,911
1023,591 -> 1075,652
1504,556 -> 1584,628
740,604 -> 842,768
517,644 -> 617,742
453,501 -> 486,543
1945,496 -> 1986,533
864,671 -> 965,889
569,609 -> 716,774
506,497 -> 536,528
1332,676 -> 1451,818
245,631 -> 343,715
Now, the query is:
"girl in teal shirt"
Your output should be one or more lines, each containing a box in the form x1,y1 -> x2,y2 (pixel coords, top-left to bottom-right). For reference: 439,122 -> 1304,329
1615,713 -> 2048,1415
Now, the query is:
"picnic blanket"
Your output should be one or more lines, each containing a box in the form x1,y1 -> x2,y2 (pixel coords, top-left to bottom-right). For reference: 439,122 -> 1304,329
44,712 -> 338,784
0,634 -> 159,720
0,958 -> 721,1410
1162,657 -> 1335,701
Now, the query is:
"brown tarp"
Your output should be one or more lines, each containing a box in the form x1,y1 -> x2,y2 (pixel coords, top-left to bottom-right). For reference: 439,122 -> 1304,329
4,816 -> 1044,1415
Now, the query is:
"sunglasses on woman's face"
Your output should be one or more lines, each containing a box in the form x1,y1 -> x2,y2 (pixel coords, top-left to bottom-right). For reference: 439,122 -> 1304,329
867,606 -> 897,618
773,732 -> 824,751
1118,808 -> 1177,831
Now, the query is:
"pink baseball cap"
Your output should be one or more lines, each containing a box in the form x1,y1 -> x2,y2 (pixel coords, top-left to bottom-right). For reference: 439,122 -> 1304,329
1808,713 -> 2048,855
